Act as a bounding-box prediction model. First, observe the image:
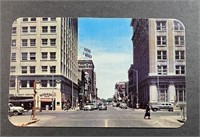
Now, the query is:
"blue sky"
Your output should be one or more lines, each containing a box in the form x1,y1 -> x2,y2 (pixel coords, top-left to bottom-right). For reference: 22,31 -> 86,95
78,18 -> 133,99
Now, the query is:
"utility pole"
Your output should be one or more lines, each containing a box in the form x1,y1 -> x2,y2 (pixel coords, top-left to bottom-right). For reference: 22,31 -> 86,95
32,80 -> 37,120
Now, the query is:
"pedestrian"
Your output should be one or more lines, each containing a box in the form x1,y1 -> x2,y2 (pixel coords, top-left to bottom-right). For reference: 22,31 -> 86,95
144,104 -> 151,119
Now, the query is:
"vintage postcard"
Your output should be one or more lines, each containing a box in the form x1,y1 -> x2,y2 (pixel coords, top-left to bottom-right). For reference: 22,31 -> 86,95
8,17 -> 186,128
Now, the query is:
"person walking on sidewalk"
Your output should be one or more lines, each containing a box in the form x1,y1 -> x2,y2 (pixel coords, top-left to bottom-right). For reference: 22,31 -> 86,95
144,104 -> 151,119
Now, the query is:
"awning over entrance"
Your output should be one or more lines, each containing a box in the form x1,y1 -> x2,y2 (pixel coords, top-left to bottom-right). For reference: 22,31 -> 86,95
40,98 -> 52,102
9,98 -> 34,102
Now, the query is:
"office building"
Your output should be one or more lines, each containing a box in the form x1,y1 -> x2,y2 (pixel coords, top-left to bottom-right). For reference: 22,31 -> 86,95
9,17 -> 78,110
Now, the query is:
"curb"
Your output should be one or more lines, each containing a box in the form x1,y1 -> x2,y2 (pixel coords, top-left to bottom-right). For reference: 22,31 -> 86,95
19,119 -> 40,127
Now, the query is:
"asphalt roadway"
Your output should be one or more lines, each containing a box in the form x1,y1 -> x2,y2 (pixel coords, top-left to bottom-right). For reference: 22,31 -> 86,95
8,106 -> 184,128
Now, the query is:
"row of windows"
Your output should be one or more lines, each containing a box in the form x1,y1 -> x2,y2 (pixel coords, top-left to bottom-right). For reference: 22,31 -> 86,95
10,79 -> 56,88
158,85 -> 185,102
11,52 -> 56,61
157,65 -> 185,75
10,66 -> 56,74
12,26 -> 57,34
157,36 -> 184,46
21,17 -> 56,22
156,20 -> 184,31
12,39 -> 57,47
157,50 -> 185,60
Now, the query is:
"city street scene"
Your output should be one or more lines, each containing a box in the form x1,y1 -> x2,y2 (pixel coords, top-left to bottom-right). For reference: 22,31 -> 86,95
8,17 -> 186,128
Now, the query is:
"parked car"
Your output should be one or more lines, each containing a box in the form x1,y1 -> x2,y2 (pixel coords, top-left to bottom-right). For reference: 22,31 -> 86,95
112,102 -> 117,107
119,103 -> 128,109
151,102 -> 174,112
83,104 -> 93,111
91,104 -> 99,110
8,103 -> 25,116
98,104 -> 107,110
112,102 -> 120,107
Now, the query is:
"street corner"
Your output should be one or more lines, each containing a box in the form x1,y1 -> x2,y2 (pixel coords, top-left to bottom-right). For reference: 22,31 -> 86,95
19,119 -> 40,127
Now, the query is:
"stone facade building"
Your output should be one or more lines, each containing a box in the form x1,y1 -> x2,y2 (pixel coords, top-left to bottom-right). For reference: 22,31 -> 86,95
129,18 -> 186,108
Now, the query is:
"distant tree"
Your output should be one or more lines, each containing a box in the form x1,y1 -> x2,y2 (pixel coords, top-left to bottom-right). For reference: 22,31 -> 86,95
106,98 -> 113,102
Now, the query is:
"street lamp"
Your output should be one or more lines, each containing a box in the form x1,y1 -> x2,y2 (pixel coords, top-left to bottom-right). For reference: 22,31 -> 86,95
131,69 -> 139,108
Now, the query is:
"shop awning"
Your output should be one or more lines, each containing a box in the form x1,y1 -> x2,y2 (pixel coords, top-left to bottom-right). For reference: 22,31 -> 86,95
40,98 -> 52,102
9,98 -> 34,102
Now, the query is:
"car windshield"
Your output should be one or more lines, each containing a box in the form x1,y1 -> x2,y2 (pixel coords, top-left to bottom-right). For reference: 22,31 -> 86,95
9,103 -> 14,107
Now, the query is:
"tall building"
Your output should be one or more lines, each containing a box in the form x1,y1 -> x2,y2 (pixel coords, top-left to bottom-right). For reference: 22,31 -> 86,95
78,59 -> 96,102
114,81 -> 127,102
9,17 -> 78,110
129,18 -> 186,108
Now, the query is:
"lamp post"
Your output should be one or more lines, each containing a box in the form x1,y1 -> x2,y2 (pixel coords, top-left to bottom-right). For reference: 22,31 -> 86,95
131,69 -> 139,108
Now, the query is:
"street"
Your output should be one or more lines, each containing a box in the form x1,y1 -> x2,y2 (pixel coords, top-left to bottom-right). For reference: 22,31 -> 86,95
9,106 -> 184,128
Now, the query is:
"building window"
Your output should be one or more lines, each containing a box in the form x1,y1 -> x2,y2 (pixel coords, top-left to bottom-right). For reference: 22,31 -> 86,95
30,52 -> 36,60
156,21 -> 166,31
21,66 -> 27,74
12,40 -> 16,47
42,39 -> 48,46
42,52 -> 48,60
30,26 -> 36,33
49,80 -> 56,87
41,80 -> 48,87
29,80 -> 35,87
175,65 -> 185,75
22,39 -> 28,46
50,39 -> 56,46
174,20 -> 184,31
157,36 -> 167,46
50,52 -> 56,60
175,36 -> 184,46
22,18 -> 28,22
30,39 -> 36,46
21,52 -> 28,60
42,18 -> 48,21
51,18 -> 56,21
30,18 -> 36,21
30,66 -> 36,73
11,53 -> 16,61
21,80 -> 27,87
157,51 -> 167,60
42,26 -> 48,33
50,26 -> 56,33
158,65 -> 167,75
10,66 -> 16,73
50,66 -> 56,73
175,51 -> 185,60
22,27 -> 28,33
41,66 -> 48,72
158,85 -> 168,102
175,85 -> 186,102
10,80 -> 16,87
12,27 -> 17,34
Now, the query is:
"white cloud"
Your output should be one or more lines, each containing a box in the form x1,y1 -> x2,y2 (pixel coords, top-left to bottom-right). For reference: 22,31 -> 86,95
92,52 -> 132,99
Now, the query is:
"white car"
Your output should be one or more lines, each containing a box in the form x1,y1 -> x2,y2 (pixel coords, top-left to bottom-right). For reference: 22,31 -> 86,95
151,102 -> 174,112
83,105 -> 93,111
8,103 -> 25,116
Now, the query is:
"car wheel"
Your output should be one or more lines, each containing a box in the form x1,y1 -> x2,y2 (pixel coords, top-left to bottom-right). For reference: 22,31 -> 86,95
153,108 -> 158,112
13,111 -> 19,116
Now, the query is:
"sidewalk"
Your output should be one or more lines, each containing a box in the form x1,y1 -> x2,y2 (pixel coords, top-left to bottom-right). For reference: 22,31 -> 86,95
8,115 -> 39,127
